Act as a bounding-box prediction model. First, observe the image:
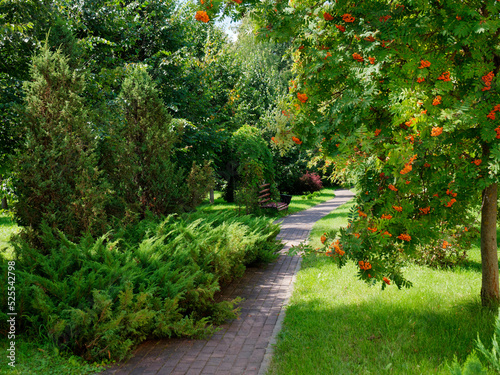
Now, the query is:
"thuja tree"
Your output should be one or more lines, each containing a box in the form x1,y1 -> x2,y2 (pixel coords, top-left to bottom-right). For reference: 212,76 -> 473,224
103,65 -> 186,218
197,0 -> 500,306
14,44 -> 107,241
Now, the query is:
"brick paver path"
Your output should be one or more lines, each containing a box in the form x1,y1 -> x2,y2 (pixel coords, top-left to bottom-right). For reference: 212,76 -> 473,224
100,189 -> 354,375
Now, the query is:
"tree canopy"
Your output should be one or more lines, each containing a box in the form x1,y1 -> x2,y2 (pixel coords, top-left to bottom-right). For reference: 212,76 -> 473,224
198,0 -> 500,306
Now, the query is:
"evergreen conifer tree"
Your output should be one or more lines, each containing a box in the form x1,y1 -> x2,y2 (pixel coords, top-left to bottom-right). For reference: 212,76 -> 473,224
106,65 -> 185,217
14,44 -> 107,241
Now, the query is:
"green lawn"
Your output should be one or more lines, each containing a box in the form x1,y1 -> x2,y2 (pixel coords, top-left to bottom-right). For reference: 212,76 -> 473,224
0,213 -> 19,259
197,188 -> 339,218
0,339 -> 106,374
267,199 -> 498,375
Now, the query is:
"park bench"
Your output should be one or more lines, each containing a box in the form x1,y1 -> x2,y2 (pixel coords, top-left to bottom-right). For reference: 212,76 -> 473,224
258,183 -> 291,212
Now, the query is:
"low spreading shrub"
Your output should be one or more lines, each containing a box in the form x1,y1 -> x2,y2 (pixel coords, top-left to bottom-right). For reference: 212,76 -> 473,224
298,172 -> 323,193
0,211 -> 281,361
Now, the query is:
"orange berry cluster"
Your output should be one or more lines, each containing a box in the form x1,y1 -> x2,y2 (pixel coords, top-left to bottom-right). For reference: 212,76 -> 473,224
353,53 -> 364,62
358,209 -> 367,218
368,57 -> 375,64
383,277 -> 391,285
368,227 -> 378,232
446,189 -> 457,197
292,136 -> 302,145
392,205 -> 403,212
472,159 -> 482,166
487,104 -> 500,122
445,198 -> 457,207
374,129 -> 381,136
400,154 -> 417,175
482,72 -> 494,91
432,96 -> 442,106
381,231 -> 392,237
342,13 -> 355,22
397,233 -> 411,241
323,12 -> 334,21
438,71 -> 450,81
400,164 -> 412,175
417,77 -> 425,83
379,15 -> 391,22
335,24 -> 346,32
381,40 -> 392,48
297,93 -> 308,103
195,11 -> 210,22
418,60 -> 431,69
330,240 -> 345,256
365,36 -> 375,42
442,240 -> 450,249
388,184 -> 398,191
431,127 -> 443,136
405,118 -> 415,127
320,234 -> 327,244
419,207 -> 430,214
381,214 -> 392,219
359,260 -> 372,270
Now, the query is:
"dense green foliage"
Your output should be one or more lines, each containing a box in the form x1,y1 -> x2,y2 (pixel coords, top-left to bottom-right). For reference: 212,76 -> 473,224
13,45 -> 108,241
223,125 -> 277,211
0,211 -> 281,361
102,65 -> 186,218
199,0 -> 500,302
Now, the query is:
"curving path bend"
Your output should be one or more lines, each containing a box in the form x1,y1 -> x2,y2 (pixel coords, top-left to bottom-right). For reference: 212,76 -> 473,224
100,189 -> 355,375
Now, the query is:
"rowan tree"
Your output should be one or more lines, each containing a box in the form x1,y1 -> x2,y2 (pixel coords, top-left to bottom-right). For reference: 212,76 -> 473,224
197,0 -> 500,306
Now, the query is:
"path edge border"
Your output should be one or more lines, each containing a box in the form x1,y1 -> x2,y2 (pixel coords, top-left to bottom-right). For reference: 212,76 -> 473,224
257,255 -> 302,375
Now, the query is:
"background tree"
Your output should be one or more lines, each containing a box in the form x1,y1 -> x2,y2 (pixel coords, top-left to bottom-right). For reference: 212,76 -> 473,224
227,19 -> 292,129
103,65 -> 186,219
0,1 -> 80,208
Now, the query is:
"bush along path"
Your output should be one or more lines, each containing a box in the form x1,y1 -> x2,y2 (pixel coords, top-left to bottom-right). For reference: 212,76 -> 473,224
101,189 -> 355,375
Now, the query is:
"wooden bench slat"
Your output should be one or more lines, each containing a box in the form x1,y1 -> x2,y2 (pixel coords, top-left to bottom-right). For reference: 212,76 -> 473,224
257,184 -> 289,212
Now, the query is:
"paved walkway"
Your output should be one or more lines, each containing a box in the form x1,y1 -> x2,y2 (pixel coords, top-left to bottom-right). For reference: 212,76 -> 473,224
100,189 -> 355,375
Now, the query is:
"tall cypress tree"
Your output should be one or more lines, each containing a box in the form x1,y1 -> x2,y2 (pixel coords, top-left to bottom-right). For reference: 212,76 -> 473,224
14,44 -> 107,241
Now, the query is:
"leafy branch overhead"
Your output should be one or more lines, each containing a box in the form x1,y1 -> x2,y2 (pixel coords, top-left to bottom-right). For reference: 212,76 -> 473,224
197,0 -> 500,306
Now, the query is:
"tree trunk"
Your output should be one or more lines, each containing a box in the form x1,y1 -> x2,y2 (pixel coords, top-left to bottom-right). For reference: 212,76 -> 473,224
480,182 -> 499,307
1,197 -> 7,210
209,188 -> 214,204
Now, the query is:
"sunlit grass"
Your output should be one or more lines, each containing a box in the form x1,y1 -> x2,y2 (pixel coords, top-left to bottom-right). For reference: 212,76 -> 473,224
197,188 -> 339,219
268,200 -> 498,375
0,212 -> 19,259
0,337 -> 105,374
